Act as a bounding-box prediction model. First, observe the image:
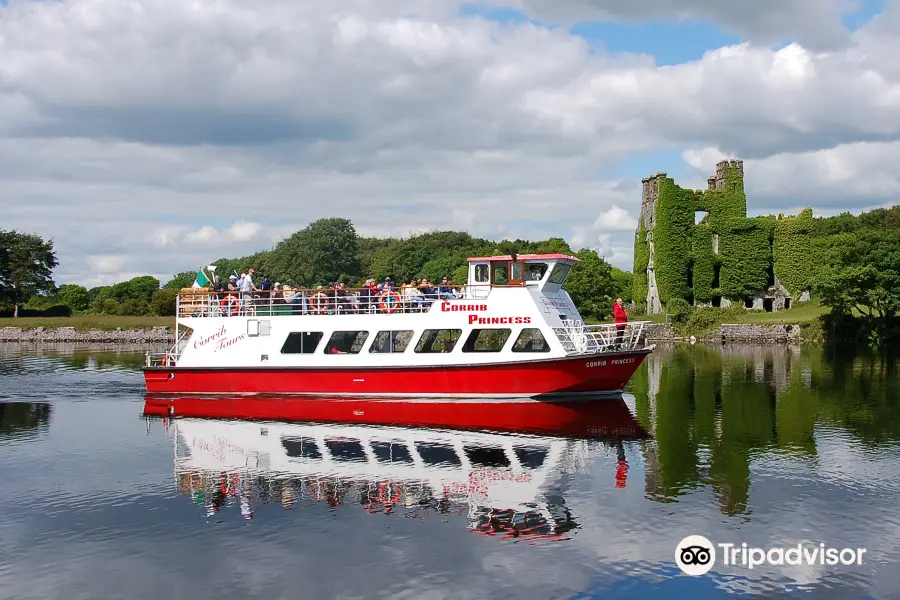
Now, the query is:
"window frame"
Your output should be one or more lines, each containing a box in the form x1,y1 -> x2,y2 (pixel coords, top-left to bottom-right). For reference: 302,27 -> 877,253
511,328 -> 552,353
369,330 -> 415,354
324,330 -> 369,354
461,328 -> 512,353
280,331 -> 325,354
414,328 -> 462,353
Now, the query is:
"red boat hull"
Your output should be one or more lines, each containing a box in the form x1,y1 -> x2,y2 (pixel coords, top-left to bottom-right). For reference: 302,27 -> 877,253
142,394 -> 649,438
142,350 -> 650,398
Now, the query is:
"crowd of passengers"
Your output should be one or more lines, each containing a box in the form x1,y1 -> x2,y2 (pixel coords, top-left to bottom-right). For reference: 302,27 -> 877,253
206,268 -> 465,315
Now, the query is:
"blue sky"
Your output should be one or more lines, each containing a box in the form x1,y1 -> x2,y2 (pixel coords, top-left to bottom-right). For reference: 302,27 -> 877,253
460,1 -> 888,185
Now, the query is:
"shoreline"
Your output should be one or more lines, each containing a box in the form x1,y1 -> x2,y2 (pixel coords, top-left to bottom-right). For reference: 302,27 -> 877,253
1,323 -> 815,345
0,326 -> 172,343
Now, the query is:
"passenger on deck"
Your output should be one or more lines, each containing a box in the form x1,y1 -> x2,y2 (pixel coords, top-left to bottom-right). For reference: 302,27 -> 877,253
282,284 -> 307,314
419,279 -> 438,302
211,275 -> 225,299
613,298 -> 628,348
358,279 -> 376,312
437,277 -> 454,299
239,269 -> 258,314
403,280 -> 425,312
377,277 -> 394,293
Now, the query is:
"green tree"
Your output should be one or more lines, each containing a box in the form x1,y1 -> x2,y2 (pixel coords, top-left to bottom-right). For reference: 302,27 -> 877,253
563,248 -> 616,321
534,237 -> 573,255
163,271 -> 197,290
57,284 -> 91,312
812,228 -> 900,344
0,230 -> 59,317
150,289 -> 177,316
611,267 -> 633,303
273,217 -> 360,285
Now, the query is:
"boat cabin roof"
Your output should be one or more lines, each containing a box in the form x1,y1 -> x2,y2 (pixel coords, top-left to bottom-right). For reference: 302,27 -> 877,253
466,253 -> 580,263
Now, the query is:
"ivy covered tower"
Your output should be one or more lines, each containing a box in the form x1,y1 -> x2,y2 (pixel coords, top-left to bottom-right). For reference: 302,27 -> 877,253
633,160 -> 813,314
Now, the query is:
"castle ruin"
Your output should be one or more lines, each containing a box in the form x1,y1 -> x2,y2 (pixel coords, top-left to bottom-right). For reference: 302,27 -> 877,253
634,160 -> 813,314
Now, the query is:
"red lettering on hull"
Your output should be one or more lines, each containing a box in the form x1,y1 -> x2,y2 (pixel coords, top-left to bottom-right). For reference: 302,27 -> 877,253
468,315 -> 532,325
214,334 -> 246,352
193,325 -> 227,350
441,302 -> 488,312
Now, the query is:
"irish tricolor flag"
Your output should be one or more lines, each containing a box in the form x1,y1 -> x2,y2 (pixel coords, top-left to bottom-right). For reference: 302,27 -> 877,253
192,265 -> 216,288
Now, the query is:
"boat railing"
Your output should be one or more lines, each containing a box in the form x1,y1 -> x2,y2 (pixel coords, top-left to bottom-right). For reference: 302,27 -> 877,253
553,320 -> 650,354
174,285 -> 494,318
146,350 -> 179,368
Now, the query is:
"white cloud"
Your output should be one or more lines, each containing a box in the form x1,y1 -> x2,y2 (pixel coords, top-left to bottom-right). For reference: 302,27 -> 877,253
0,0 -> 898,282
504,0 -> 860,50
593,206 -> 638,231
228,221 -> 263,242
87,255 -> 126,274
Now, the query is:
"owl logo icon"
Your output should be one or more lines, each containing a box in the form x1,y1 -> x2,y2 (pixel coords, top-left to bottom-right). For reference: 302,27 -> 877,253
675,535 -> 716,576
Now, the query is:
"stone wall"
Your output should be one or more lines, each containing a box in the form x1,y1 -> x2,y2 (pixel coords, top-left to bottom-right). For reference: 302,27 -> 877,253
644,323 -> 804,344
0,326 -> 172,343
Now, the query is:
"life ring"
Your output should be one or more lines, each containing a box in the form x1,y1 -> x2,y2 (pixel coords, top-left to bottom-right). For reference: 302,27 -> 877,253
162,354 -> 168,367
310,293 -> 329,314
575,333 -> 589,354
220,294 -> 238,316
379,291 -> 401,313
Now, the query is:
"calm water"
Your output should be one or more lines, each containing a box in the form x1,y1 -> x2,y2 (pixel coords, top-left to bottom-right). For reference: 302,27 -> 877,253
1,342 -> 899,600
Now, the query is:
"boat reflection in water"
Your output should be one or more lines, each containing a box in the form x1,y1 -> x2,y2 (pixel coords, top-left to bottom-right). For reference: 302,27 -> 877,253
145,395 -> 648,542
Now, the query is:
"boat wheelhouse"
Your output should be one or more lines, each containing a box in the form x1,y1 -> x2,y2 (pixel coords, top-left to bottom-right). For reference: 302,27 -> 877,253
144,253 -> 653,403
151,396 -> 646,536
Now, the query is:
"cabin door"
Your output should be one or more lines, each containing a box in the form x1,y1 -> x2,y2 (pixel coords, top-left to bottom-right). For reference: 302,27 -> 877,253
508,261 -> 525,286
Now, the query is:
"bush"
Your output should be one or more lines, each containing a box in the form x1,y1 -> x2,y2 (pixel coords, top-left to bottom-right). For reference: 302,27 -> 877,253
150,290 -> 177,316
666,298 -> 693,323
0,305 -> 73,318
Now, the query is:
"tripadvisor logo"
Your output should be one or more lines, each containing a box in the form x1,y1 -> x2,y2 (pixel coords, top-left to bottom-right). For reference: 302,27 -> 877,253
675,535 -> 716,575
675,535 -> 867,576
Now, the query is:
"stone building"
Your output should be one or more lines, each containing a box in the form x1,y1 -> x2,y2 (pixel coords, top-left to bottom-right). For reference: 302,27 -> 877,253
634,160 -> 813,314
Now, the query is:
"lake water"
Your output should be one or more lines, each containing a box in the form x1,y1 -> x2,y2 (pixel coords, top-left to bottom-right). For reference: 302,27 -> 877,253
1,342 -> 898,600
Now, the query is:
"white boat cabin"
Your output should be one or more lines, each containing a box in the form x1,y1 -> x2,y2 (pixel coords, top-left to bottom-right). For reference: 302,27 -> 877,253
149,253 -> 648,368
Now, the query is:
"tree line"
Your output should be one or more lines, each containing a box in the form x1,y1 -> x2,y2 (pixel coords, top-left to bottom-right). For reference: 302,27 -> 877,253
3,218 -> 632,322
3,207 -> 896,343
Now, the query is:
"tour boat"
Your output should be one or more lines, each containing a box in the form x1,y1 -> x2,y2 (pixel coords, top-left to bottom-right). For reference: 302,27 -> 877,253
153,396 -> 646,536
143,253 -> 653,414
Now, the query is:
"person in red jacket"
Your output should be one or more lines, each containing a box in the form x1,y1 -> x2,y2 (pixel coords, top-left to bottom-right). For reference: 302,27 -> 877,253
613,298 -> 628,349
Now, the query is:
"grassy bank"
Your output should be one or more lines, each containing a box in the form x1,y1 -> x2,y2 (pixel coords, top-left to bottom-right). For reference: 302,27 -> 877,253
596,300 -> 829,338
0,315 -> 171,331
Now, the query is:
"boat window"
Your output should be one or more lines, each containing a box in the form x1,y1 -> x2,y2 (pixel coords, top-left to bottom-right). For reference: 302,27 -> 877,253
281,436 -> 322,459
510,261 -> 524,282
371,441 -> 413,464
527,263 -> 548,281
461,328 -> 511,352
465,445 -> 511,468
473,263 -> 489,283
415,442 -> 462,467
414,329 -> 462,353
280,331 -> 324,354
511,328 -> 551,352
515,446 -> 549,469
325,438 -> 367,462
369,330 -> 414,353
324,331 -> 369,354
492,263 -> 508,285
547,263 -> 570,284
